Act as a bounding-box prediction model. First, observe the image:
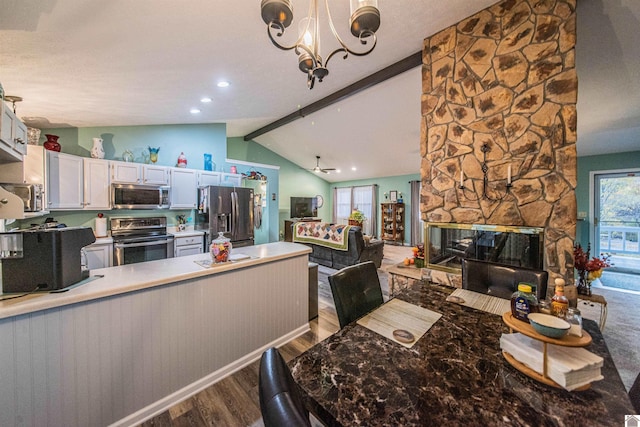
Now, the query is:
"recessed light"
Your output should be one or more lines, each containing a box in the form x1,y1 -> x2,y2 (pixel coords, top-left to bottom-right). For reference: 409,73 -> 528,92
351,167 -> 357,171
336,169 -> 342,173
190,108 -> 201,114
200,97 -> 212,103
217,81 -> 230,88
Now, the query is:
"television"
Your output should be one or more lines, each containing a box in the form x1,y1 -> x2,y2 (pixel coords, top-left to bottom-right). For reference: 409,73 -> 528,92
290,197 -> 318,218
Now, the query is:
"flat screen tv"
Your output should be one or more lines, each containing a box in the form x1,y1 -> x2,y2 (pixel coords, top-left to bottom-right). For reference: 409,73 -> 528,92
290,197 -> 318,218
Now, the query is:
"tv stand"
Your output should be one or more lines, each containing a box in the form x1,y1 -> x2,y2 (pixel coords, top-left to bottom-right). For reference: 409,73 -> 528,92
284,218 -> 322,242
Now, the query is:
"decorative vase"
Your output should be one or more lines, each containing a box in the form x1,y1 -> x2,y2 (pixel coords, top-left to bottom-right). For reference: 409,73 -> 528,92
43,134 -> 61,152
148,146 -> 160,164
91,137 -> 105,159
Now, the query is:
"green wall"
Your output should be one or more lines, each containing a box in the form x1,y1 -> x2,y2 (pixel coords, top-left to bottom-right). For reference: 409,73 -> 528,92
576,150 -> 640,248
228,137 -> 331,240
332,173 -> 420,245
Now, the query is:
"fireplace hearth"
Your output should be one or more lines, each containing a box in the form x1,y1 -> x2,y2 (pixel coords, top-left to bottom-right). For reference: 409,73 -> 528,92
425,223 -> 544,273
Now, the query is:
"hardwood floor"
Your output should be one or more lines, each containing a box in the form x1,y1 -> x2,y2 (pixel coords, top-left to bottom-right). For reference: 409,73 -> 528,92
138,245 -> 410,426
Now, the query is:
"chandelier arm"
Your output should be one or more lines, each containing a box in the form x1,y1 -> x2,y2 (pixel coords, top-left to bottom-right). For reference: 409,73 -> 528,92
267,22 -> 306,51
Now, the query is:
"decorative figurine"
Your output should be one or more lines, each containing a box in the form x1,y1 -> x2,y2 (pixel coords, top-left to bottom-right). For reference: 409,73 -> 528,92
177,152 -> 187,168
91,137 -> 105,159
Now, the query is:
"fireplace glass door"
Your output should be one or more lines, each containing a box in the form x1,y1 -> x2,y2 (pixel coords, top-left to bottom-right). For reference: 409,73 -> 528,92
425,223 -> 544,273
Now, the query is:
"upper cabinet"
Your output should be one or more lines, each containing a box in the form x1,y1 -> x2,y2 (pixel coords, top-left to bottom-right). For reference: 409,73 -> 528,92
110,161 -> 169,185
197,171 -> 221,187
47,151 -> 110,210
0,101 -> 27,163
170,167 -> 197,209
220,172 -> 242,187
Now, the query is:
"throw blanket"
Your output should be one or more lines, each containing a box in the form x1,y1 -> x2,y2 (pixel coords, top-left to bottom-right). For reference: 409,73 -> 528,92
293,222 -> 351,251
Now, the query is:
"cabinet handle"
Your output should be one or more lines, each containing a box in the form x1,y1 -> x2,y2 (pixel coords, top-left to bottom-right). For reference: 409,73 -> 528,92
15,138 -> 25,145
1,198 -> 8,205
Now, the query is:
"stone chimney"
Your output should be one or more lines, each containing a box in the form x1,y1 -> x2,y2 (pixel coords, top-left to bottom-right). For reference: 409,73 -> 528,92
420,0 -> 578,286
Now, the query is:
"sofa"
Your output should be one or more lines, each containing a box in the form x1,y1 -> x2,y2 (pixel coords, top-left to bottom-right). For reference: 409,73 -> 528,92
293,223 -> 384,270
462,258 -> 548,300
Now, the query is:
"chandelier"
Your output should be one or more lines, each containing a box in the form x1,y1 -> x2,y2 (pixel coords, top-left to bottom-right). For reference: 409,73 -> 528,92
260,0 -> 381,89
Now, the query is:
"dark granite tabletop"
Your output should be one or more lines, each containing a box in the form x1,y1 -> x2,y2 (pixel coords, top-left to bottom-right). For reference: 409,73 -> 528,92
290,282 -> 634,426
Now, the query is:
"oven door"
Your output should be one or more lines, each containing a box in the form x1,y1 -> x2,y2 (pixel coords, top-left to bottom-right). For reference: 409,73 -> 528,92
113,236 -> 174,266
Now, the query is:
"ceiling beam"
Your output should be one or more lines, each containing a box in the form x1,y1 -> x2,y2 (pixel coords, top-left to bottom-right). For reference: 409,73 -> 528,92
243,51 -> 423,141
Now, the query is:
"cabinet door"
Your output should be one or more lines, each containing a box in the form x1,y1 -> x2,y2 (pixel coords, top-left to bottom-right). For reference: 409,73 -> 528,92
0,103 -> 13,146
47,151 -> 84,209
197,171 -> 221,187
83,158 -> 111,210
220,172 -> 242,187
12,118 -> 27,155
111,161 -> 141,184
170,168 -> 198,209
84,243 -> 113,269
143,164 -> 169,185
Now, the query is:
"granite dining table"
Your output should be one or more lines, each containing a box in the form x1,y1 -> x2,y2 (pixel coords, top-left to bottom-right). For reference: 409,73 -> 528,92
290,282 -> 634,426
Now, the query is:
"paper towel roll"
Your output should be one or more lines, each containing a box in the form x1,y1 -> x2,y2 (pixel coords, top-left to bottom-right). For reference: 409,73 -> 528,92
95,217 -> 107,237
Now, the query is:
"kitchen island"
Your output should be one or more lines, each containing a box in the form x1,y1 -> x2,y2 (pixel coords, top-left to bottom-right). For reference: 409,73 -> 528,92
0,242 -> 311,427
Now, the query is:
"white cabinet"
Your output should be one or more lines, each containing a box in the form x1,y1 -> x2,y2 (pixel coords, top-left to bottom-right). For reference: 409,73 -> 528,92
174,234 -> 203,257
47,152 -> 110,210
197,171 -> 221,187
170,168 -> 197,209
84,241 -> 113,269
220,172 -> 243,187
110,161 -> 169,185
0,101 -> 26,162
83,158 -> 111,210
47,151 -> 84,209
142,164 -> 169,185
111,161 -> 141,184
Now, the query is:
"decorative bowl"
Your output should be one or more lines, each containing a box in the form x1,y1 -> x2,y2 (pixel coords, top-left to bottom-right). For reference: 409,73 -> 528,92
527,313 -> 570,338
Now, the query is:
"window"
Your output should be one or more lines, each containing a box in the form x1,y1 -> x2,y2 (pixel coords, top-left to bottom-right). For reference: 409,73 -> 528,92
333,185 -> 377,236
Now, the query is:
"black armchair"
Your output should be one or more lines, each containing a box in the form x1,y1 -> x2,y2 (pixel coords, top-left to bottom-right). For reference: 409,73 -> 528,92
462,258 -> 549,300
259,347 -> 311,427
328,261 -> 384,329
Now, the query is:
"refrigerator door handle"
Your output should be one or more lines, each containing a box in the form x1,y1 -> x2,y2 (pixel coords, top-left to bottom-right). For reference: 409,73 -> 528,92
232,191 -> 239,240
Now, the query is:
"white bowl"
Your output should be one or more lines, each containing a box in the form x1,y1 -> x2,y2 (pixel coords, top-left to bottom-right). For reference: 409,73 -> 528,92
527,313 -> 570,338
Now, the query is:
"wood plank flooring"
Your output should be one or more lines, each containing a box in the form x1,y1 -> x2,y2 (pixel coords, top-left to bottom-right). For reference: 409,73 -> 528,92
138,247 -> 410,426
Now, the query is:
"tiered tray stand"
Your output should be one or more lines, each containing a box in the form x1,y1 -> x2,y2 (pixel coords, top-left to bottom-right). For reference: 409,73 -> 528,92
502,312 -> 592,390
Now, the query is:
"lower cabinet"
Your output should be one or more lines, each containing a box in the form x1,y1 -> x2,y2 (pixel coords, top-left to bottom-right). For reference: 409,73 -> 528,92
84,241 -> 113,270
174,234 -> 203,257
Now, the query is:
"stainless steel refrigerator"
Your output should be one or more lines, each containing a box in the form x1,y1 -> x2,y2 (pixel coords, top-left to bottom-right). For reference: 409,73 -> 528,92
196,185 -> 254,248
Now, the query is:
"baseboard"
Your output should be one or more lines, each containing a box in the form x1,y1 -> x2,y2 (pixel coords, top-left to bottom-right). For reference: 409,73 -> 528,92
111,324 -> 310,427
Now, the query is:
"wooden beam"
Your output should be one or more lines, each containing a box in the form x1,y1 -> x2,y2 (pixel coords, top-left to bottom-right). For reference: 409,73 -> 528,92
243,51 -> 423,141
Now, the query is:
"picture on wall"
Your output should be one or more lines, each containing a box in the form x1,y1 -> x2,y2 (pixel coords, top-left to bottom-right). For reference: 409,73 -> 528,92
390,190 -> 397,202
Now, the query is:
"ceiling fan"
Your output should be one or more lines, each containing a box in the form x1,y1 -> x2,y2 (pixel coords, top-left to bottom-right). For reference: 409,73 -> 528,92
307,156 -> 336,174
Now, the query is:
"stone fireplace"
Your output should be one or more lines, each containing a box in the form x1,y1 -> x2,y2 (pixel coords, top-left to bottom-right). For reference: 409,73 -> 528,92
420,0 -> 578,292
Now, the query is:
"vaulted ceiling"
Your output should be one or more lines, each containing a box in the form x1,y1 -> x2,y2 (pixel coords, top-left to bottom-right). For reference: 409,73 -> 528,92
1,0 -> 638,182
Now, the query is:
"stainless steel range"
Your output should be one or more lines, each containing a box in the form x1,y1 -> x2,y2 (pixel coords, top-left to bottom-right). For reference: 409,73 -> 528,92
111,217 -> 174,266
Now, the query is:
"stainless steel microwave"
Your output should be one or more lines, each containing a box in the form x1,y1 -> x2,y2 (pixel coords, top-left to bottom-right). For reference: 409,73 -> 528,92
0,183 -> 44,212
111,184 -> 170,209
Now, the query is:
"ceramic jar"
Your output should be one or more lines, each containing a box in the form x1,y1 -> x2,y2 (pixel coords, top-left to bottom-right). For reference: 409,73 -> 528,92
91,137 -> 105,159
43,134 -> 61,152
210,232 -> 231,263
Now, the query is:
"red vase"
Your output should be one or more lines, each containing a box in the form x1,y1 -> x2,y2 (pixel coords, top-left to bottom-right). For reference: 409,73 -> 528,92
43,134 -> 61,152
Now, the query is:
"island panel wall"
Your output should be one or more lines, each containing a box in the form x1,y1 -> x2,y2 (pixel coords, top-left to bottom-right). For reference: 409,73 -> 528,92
0,256 -> 309,427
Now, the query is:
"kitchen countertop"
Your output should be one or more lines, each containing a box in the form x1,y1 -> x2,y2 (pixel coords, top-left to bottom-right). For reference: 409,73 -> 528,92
0,242 -> 310,320
167,227 -> 204,237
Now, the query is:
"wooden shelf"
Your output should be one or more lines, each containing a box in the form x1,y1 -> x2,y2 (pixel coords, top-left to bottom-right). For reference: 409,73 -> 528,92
381,203 -> 404,244
502,312 -> 593,390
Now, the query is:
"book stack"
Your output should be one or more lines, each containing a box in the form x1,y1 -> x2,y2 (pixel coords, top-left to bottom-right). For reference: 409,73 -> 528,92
500,333 -> 604,390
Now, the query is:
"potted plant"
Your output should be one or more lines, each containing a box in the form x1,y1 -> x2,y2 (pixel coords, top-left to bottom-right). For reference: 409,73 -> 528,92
348,209 -> 365,228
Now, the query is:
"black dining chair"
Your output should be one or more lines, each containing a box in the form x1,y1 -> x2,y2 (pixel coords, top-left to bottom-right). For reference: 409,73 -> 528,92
630,371 -> 640,414
328,260 -> 384,329
259,347 -> 311,427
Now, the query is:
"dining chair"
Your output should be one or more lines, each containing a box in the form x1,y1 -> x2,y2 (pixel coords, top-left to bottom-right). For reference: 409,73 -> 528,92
630,371 -> 640,414
328,260 -> 384,329
259,347 -> 311,427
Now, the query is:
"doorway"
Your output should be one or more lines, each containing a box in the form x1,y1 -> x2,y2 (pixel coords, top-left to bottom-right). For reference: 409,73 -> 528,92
592,169 -> 640,292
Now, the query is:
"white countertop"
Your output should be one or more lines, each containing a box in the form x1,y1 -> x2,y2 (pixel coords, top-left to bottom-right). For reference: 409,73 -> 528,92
0,242 -> 311,320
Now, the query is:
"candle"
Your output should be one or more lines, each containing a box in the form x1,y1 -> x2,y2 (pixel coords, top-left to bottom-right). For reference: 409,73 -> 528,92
507,165 -> 512,184
460,170 -> 464,187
